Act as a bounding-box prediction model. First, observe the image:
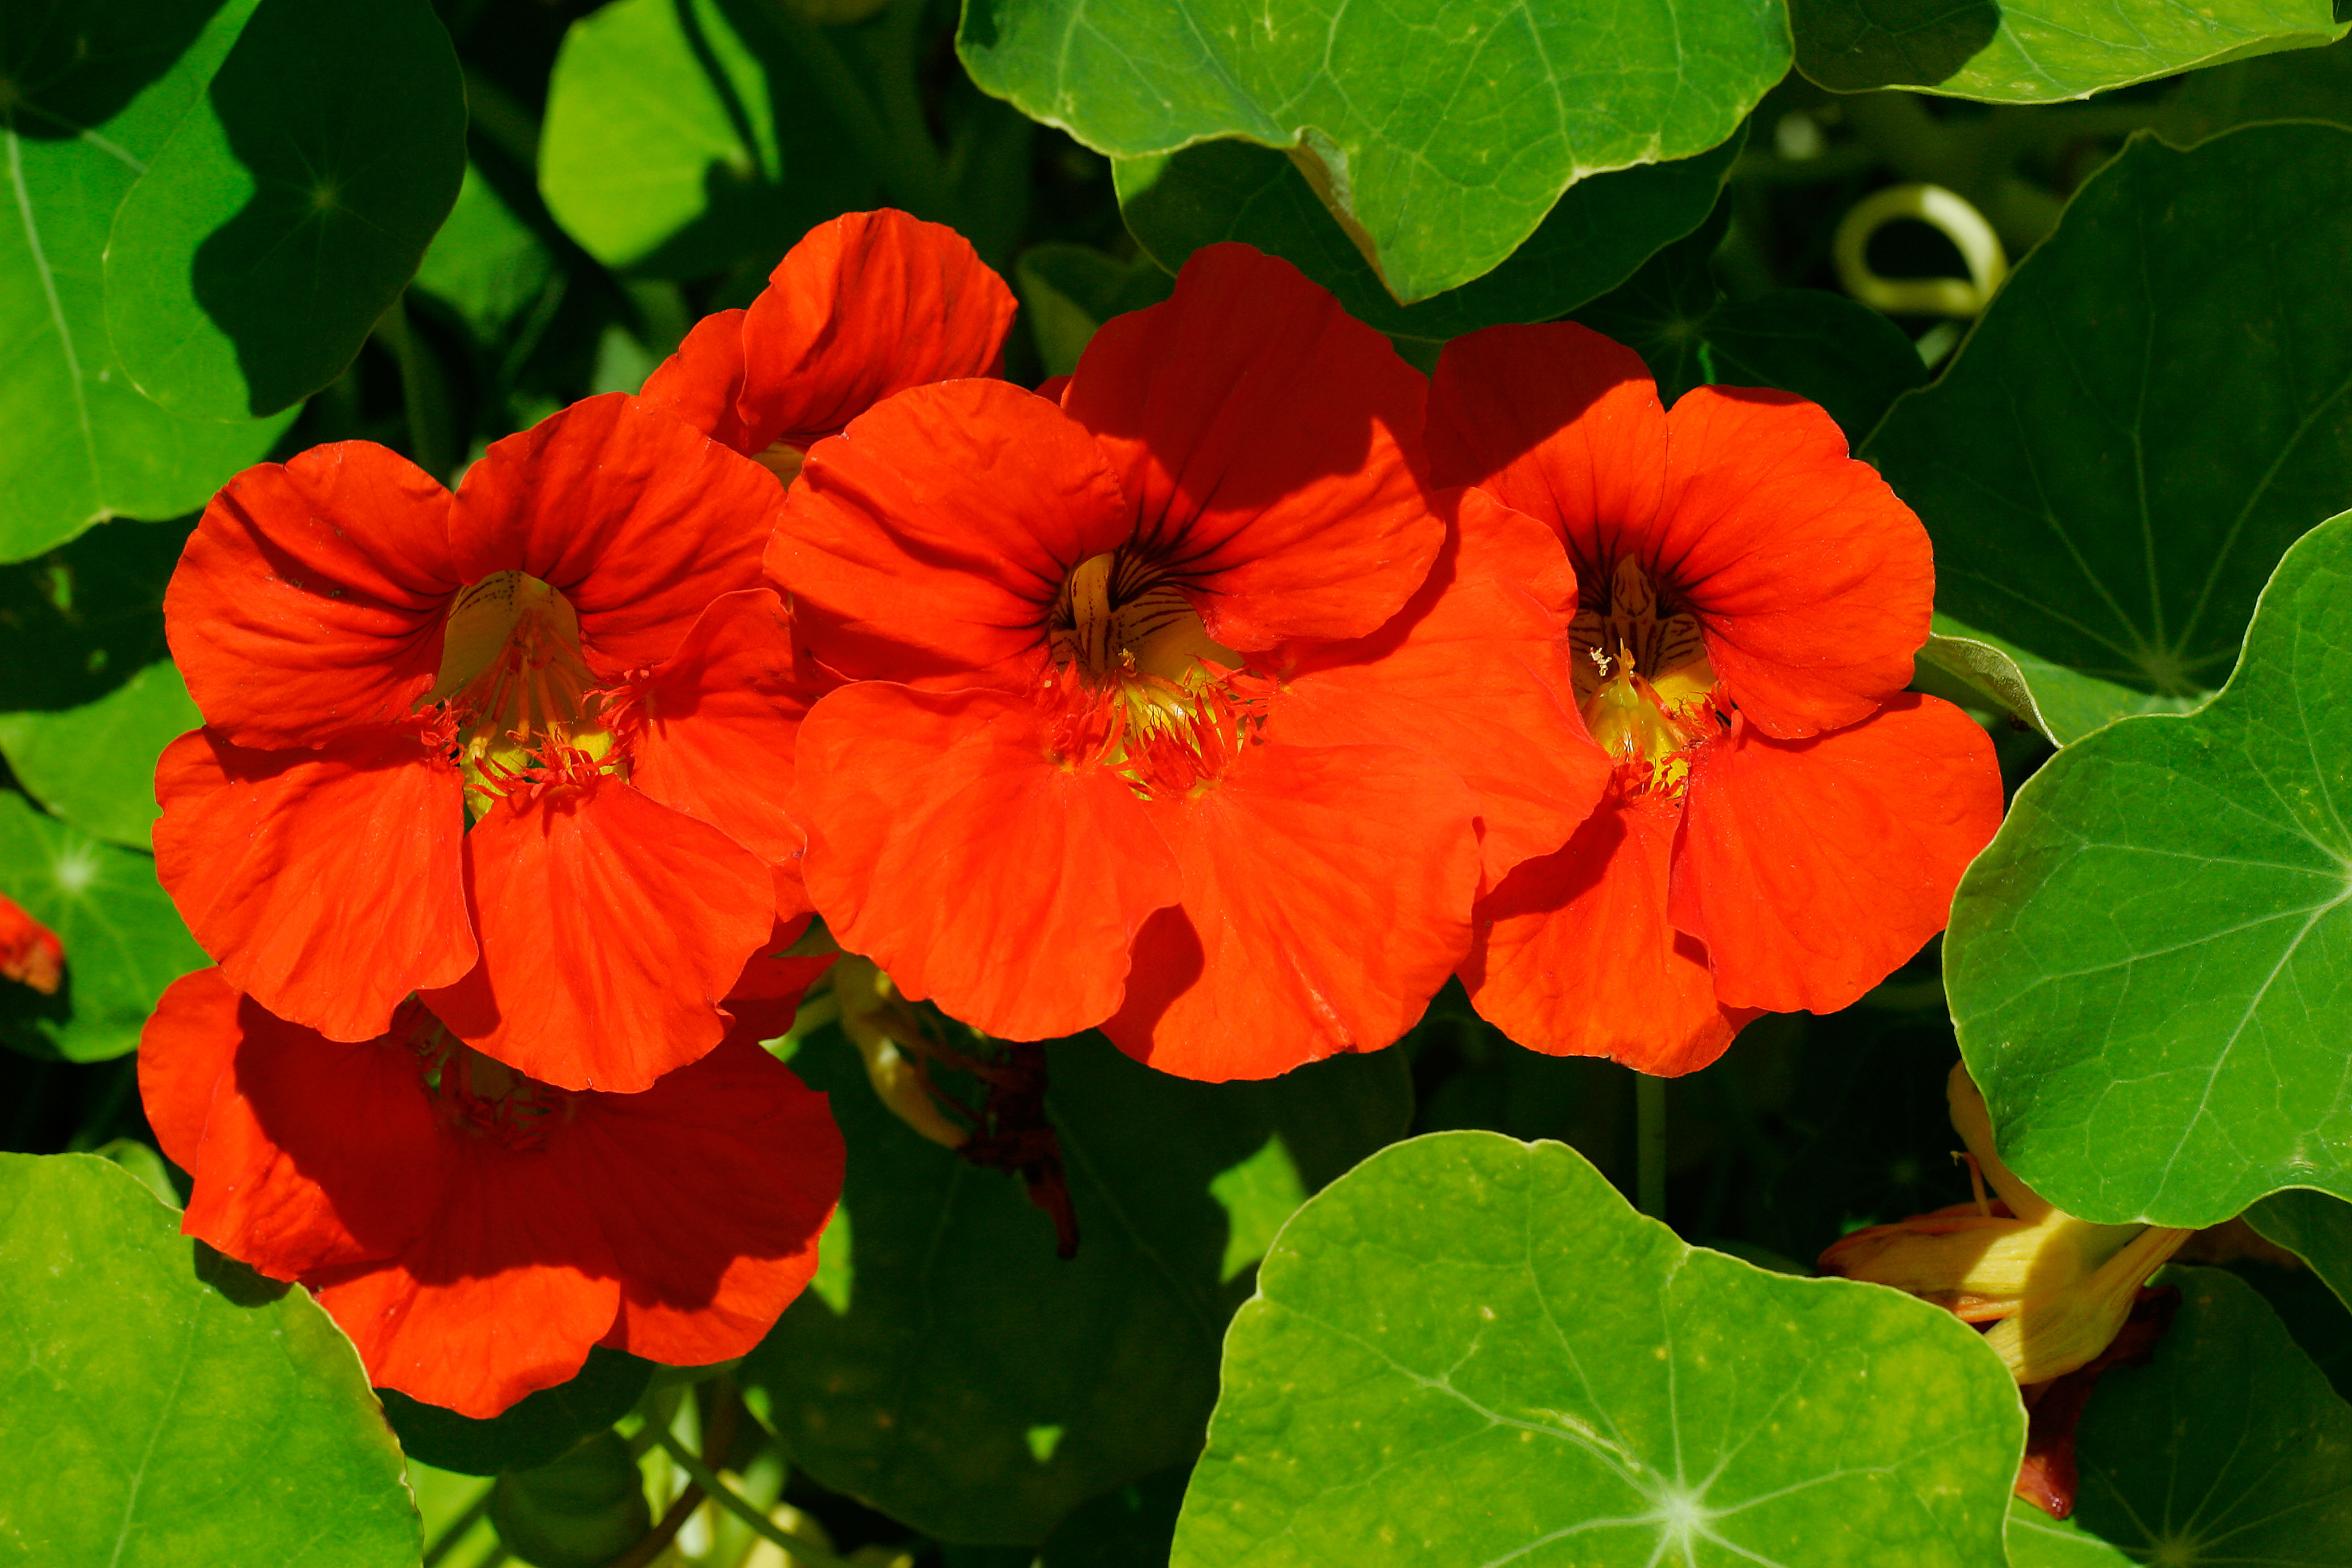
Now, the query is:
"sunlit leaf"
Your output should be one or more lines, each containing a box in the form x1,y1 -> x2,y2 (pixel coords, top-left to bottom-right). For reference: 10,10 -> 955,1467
103,0 -> 466,419
745,1026 -> 1410,1545
959,0 -> 1784,305
1112,132 -> 1742,344
0,790 -> 205,1062
412,164 -> 557,342
1173,1130 -> 2024,1568
0,1152 -> 419,1564
1947,509 -> 2352,1227
540,0 -> 874,276
1866,124 -> 2352,735
1792,0 -> 2347,99
0,0 -> 291,563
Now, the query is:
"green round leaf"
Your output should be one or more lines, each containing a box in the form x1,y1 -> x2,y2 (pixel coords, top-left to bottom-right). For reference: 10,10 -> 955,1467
1793,0 -> 2348,99
539,0 -> 874,276
412,164 -> 558,342
381,1347 -> 653,1479
1866,124 -> 2352,739
959,0 -> 1786,306
0,790 -> 205,1063
2056,1268 -> 2352,1563
2248,1189 -> 2352,1314
1947,509 -> 2352,1227
489,1430 -> 651,1568
1112,131 -> 1743,344
746,1027 -> 1411,1545
1039,1466 -> 1189,1568
1172,1130 -> 2025,1568
0,0 -> 292,562
0,514 -> 197,848
103,0 -> 467,419
0,1152 -> 420,1564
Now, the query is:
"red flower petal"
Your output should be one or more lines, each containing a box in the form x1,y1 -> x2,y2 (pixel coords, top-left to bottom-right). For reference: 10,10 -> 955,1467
165,443 -> 457,749
143,971 -> 444,1277
154,728 -> 473,1044
768,380 -> 1130,686
794,682 -> 1182,1040
724,914 -> 835,1041
570,1035 -> 843,1364
1463,791 -> 1754,1076
0,892 -> 63,994
639,307 -> 755,451
420,777 -> 774,1092
450,394 -> 783,673
1271,488 -> 1606,893
1426,322 -> 1669,573
1062,243 -> 1442,649
1651,387 -> 1934,738
1104,737 -> 1480,1081
311,1163 -> 622,1419
624,588 -> 824,864
1669,695 -> 2003,1014
733,209 -> 1016,452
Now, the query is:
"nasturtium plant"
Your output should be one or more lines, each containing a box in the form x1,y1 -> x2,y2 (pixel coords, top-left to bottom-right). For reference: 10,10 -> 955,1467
0,0 -> 293,564
1173,1131 -> 2025,1568
1947,508 -> 2352,1228
748,1027 -> 1411,1545
959,0 -> 1786,303
0,791 -> 203,1063
0,1153 -> 419,1565
1113,131 -> 1743,345
102,0 -> 467,420
1867,122 -> 2352,743
2249,1189 -> 2352,1313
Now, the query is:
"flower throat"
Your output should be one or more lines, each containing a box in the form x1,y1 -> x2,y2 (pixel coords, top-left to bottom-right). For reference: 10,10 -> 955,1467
1040,550 -> 1267,799
1572,556 -> 1724,795
424,572 -> 620,816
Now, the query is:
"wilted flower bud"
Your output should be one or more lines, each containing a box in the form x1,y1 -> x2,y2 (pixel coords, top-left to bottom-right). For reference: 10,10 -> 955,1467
1819,1063 -> 2193,1385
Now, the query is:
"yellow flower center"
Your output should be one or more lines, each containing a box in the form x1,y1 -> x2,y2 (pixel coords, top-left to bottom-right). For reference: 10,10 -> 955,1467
1042,551 -> 1262,798
425,571 -> 618,815
1571,557 -> 1721,793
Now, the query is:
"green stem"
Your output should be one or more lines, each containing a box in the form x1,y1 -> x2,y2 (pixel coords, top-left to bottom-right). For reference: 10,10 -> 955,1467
756,4 -> 948,216
420,1484 -> 496,1568
371,296 -> 453,483
1636,1074 -> 1667,1223
653,1431 -> 860,1568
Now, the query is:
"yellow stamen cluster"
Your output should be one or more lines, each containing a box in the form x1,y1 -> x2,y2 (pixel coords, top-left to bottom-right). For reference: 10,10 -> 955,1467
425,572 -> 618,815
1570,557 -> 1720,793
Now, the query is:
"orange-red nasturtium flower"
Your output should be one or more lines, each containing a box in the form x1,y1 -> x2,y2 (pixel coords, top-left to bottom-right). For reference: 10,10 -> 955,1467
639,207 -> 1017,487
140,967 -> 844,1418
157,394 -> 813,1092
0,892 -> 63,994
1427,322 -> 2005,1075
772,244 -> 1607,1080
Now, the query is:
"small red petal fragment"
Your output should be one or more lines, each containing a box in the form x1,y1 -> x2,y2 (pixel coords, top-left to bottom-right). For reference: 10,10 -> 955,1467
0,893 -> 63,994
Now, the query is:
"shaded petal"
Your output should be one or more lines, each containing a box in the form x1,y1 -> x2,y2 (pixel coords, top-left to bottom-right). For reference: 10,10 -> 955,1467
1670,695 -> 2003,1014
136,968 -> 242,1173
1653,387 -> 1934,737
311,1152 -> 621,1419
1462,790 -> 1753,1076
450,394 -> 783,672
143,972 -> 444,1276
1272,488 -> 1606,892
724,914 -> 835,1041
1104,737 -> 1479,1081
795,682 -> 1181,1039
154,728 -> 473,1044
1427,322 -> 1669,578
420,777 -> 774,1092
1062,243 -> 1441,648
767,381 -> 1129,686
165,443 -> 457,748
567,1035 -> 844,1364
734,209 -> 1016,451
622,588 -> 822,864
639,308 -> 755,451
